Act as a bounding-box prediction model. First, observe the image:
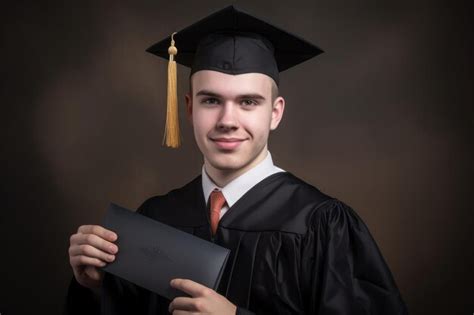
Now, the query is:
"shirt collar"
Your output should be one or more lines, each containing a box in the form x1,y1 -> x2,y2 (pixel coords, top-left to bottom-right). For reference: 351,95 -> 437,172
201,151 -> 284,207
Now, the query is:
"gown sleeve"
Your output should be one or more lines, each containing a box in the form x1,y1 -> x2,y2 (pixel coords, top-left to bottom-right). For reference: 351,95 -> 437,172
303,199 -> 408,314
63,275 -> 100,315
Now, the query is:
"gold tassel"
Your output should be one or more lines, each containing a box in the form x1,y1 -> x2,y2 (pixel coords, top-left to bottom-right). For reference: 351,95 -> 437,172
163,32 -> 181,148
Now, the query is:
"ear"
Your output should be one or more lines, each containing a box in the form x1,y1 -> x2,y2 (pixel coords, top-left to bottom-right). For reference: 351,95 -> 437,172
270,96 -> 285,130
185,92 -> 193,124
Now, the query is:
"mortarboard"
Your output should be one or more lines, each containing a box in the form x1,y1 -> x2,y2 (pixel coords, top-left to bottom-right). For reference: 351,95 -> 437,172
146,5 -> 323,148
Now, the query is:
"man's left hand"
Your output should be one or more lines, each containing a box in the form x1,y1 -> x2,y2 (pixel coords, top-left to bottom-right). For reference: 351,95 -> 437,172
168,278 -> 237,315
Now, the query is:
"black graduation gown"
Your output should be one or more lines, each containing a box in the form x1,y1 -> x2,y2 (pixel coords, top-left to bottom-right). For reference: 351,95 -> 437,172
64,172 -> 408,314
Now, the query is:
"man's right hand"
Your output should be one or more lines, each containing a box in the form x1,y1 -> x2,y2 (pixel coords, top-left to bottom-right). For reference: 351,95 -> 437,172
68,225 -> 118,289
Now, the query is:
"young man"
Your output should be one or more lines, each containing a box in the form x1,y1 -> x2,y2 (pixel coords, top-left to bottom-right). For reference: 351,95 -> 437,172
65,6 -> 407,315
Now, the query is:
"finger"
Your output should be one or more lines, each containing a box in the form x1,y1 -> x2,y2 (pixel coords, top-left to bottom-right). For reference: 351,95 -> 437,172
169,297 -> 199,312
70,254 -> 107,268
170,279 -> 211,298
85,266 -> 104,281
69,244 -> 116,263
71,233 -> 118,255
77,225 -> 118,242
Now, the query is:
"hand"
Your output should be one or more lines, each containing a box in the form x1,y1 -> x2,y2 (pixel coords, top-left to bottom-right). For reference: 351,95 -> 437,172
168,279 -> 237,315
68,225 -> 118,288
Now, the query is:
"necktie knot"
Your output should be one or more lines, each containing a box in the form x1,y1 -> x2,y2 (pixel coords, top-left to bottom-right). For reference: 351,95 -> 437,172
209,189 -> 226,235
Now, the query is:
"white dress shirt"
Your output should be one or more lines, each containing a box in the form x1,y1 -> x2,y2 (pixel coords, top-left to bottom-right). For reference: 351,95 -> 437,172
202,151 -> 285,219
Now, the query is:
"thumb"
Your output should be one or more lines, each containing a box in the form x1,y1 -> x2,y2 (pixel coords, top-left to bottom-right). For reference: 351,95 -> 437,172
85,266 -> 104,281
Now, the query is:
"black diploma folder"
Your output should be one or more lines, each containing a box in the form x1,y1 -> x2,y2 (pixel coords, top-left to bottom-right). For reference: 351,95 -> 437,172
101,203 -> 230,300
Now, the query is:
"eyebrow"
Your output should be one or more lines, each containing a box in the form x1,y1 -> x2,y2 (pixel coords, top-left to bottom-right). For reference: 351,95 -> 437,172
195,90 -> 222,98
195,89 -> 267,101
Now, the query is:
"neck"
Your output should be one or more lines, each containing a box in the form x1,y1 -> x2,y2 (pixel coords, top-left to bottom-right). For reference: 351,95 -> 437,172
204,148 -> 268,187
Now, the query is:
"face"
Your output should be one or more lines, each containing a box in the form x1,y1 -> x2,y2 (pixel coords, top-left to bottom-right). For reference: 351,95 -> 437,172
186,70 -> 285,176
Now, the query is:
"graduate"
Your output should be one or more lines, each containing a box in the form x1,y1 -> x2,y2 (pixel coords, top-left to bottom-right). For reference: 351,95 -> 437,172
65,5 -> 408,315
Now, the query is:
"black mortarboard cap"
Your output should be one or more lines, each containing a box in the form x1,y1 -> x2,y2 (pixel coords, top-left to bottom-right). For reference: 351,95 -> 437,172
146,5 -> 323,85
146,5 -> 323,148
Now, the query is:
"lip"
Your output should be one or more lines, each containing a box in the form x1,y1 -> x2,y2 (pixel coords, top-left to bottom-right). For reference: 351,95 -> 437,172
210,137 -> 246,150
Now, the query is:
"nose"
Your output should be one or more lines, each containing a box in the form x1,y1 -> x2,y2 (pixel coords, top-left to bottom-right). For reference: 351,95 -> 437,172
216,102 -> 238,131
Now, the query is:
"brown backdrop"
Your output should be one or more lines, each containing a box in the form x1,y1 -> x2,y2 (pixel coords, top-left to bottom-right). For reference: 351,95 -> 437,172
1,1 -> 473,314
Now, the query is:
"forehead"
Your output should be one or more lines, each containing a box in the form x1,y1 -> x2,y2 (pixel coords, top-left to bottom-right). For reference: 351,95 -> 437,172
191,70 -> 274,96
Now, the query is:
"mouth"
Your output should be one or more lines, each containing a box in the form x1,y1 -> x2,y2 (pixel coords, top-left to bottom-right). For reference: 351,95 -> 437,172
210,137 -> 246,150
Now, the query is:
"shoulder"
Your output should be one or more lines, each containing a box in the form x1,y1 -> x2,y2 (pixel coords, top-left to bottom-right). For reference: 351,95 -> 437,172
233,172 -> 336,233
277,172 -> 332,206
135,174 -> 205,225
266,172 -> 335,215
307,197 -> 365,228
137,175 -> 201,211
282,173 -> 362,220
304,196 -> 373,250
264,172 -> 365,234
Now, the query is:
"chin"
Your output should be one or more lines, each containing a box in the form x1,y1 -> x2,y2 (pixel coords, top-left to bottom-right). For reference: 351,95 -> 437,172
207,154 -> 249,172
209,159 -> 244,172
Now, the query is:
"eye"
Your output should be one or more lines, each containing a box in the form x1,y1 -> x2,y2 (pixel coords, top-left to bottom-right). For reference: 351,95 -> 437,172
241,99 -> 258,106
201,97 -> 220,105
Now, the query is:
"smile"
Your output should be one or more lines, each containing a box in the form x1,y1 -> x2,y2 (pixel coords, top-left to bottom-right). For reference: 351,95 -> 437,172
210,137 -> 246,150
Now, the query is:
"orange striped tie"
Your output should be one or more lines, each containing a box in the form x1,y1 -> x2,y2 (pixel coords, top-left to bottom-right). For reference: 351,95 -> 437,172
209,189 -> 226,235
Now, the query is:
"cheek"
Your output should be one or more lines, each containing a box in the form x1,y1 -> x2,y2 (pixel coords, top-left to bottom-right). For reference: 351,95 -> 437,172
192,110 -> 213,137
243,111 -> 272,137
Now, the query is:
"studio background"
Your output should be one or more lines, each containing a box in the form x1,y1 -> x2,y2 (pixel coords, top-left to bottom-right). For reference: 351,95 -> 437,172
1,1 -> 472,314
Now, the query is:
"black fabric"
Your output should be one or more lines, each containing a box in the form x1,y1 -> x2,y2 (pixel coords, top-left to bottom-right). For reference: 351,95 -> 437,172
64,172 -> 408,314
146,5 -> 323,86
191,32 -> 280,85
63,276 -> 100,315
237,307 -> 256,315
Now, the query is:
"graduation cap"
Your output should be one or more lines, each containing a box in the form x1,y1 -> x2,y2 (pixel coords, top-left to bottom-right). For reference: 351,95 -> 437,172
147,5 -> 323,148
